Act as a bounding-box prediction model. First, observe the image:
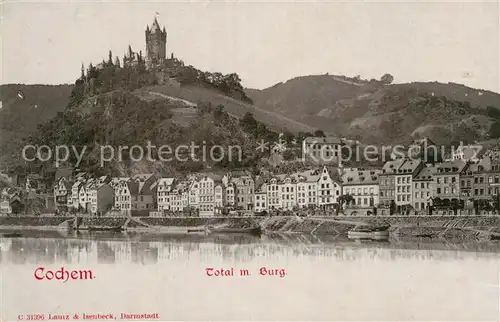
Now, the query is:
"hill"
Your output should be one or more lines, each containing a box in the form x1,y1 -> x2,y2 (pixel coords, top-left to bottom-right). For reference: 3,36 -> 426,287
246,75 -> 500,145
0,84 -> 73,170
14,52 -> 289,177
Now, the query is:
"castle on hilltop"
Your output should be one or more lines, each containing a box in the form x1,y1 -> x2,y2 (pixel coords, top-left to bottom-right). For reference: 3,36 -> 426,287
145,16 -> 167,69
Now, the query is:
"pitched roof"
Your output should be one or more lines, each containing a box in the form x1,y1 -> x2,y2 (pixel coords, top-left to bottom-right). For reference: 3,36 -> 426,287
55,167 -> 73,181
325,166 -> 342,182
381,159 -> 405,174
436,160 -> 468,174
414,165 -> 437,181
126,181 -> 139,195
397,159 -> 422,174
293,169 -> 321,183
341,168 -> 381,185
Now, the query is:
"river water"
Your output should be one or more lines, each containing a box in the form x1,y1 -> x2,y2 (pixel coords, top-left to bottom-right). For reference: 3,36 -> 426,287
1,229 -> 499,321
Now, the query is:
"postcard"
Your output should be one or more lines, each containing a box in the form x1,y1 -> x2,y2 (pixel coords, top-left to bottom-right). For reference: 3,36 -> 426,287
1,0 -> 499,321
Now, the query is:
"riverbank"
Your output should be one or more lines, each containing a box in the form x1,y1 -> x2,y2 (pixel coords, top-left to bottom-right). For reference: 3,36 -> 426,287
1,215 -> 500,240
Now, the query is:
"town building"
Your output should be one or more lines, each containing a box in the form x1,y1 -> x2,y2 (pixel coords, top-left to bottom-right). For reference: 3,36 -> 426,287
379,159 -> 405,208
266,177 -> 280,210
0,189 -> 22,215
232,175 -> 254,211
317,166 -> 342,209
433,160 -> 468,203
295,169 -> 321,208
450,144 -> 482,162
131,174 -> 158,212
413,165 -> 437,212
88,182 -> 114,215
157,178 -> 175,211
394,159 -> 424,210
112,178 -> 132,215
302,137 -> 343,166
254,184 -> 268,212
197,174 -> 222,216
53,177 -> 72,212
342,168 -> 381,209
277,174 -> 297,210
214,182 -> 225,214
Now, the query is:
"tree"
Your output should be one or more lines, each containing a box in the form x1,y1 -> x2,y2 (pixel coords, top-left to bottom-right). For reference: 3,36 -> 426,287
282,149 -> 295,161
336,194 -> 354,215
115,56 -> 121,68
108,50 -> 113,66
380,73 -> 394,85
314,130 -> 326,137
489,121 -> 500,138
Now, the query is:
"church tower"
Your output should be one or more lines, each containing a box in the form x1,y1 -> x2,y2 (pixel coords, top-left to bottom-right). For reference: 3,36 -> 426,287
145,16 -> 167,68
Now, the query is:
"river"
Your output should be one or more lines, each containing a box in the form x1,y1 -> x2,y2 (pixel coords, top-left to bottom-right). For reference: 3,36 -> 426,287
1,229 -> 499,321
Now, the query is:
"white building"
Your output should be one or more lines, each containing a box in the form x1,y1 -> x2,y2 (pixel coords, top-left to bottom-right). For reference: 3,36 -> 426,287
278,175 -> 297,210
197,174 -> 221,216
294,169 -> 321,208
342,168 -> 381,208
302,136 -> 343,166
317,166 -> 342,209
266,178 -> 280,210
113,178 -> 132,214
395,159 -> 423,209
214,183 -> 225,214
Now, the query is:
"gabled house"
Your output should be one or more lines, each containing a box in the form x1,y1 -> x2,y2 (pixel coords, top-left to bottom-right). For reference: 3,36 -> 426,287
88,182 -> 114,215
53,177 -> 73,212
131,173 -> 158,212
0,188 -> 22,215
317,166 -> 342,209
224,181 -> 236,207
157,178 -> 175,211
113,178 -> 132,214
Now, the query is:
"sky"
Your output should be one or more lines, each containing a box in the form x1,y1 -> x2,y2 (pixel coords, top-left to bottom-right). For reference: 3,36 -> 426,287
1,0 -> 499,93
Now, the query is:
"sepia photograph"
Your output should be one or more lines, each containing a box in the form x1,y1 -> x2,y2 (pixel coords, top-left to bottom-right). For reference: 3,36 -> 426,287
1,0 -> 499,321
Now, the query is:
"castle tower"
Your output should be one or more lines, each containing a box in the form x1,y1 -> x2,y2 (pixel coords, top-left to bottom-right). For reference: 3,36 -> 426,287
145,17 -> 167,69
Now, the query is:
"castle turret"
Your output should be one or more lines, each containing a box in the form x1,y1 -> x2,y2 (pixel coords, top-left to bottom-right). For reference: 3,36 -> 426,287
145,16 -> 167,69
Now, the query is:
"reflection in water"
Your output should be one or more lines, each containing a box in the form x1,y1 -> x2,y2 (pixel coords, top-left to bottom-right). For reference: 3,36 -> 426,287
1,229 -> 499,321
1,230 -> 500,265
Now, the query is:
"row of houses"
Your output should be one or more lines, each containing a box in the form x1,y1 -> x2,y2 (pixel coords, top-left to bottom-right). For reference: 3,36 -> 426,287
379,150 -> 500,211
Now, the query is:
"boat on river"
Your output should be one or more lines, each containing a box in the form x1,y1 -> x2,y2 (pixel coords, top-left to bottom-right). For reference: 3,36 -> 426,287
74,226 -> 124,232
209,226 -> 263,235
348,224 -> 390,240
3,232 -> 23,238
